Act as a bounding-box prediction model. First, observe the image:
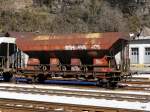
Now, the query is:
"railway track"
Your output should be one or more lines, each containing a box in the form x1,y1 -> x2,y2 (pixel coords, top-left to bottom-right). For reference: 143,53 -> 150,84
0,83 -> 149,111
119,81 -> 150,91
122,78 -> 150,85
0,83 -> 150,103
119,83 -> 150,91
0,98 -> 145,112
119,76 -> 150,91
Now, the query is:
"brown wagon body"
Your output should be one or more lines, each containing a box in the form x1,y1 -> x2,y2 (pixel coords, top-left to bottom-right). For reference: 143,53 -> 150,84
16,32 -> 127,52
7,32 -> 129,87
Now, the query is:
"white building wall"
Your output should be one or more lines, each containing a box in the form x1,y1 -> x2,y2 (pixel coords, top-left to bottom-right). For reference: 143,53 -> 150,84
129,43 -> 150,72
129,44 -> 150,65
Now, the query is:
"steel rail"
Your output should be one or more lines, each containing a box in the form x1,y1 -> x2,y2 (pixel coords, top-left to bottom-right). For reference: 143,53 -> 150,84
0,98 -> 143,112
0,85 -> 149,103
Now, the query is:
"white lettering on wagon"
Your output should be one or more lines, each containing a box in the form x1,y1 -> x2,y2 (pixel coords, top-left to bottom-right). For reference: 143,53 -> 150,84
65,45 -> 87,50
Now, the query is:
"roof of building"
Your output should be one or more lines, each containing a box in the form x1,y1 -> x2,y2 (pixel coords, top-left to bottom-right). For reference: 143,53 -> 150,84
133,26 -> 150,40
141,26 -> 150,37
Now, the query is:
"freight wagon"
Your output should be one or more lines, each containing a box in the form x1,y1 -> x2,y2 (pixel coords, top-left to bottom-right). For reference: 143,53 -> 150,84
0,36 -> 16,81
2,32 -> 130,87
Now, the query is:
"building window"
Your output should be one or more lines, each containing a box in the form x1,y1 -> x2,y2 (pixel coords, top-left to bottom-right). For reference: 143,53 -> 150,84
131,48 -> 139,55
144,47 -> 150,64
130,48 -> 139,64
145,47 -> 150,55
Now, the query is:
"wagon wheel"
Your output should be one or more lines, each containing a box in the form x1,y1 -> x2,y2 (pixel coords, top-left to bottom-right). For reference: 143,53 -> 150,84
96,79 -> 103,87
108,81 -> 117,88
3,72 -> 13,82
36,74 -> 46,83
96,79 -> 110,88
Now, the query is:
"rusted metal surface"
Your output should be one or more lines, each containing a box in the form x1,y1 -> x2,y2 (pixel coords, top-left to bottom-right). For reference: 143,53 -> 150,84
26,58 -> 40,70
12,32 -> 128,52
93,57 -> 110,72
50,58 -> 60,71
6,32 -> 130,83
27,58 -> 40,65
93,57 -> 108,66
71,58 -> 81,71
71,58 -> 81,65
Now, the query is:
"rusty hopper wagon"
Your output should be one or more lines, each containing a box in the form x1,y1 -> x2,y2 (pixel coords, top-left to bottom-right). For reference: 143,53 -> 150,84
13,32 -> 129,87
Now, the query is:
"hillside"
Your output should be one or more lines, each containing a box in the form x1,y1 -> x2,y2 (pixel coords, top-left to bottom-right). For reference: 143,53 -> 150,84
0,0 -> 149,33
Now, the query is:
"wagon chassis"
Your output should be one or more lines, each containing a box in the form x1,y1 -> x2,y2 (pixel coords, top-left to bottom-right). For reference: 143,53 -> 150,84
16,64 -> 127,88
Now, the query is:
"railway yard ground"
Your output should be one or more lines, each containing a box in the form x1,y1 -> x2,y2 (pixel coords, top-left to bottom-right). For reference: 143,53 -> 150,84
0,74 -> 150,112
